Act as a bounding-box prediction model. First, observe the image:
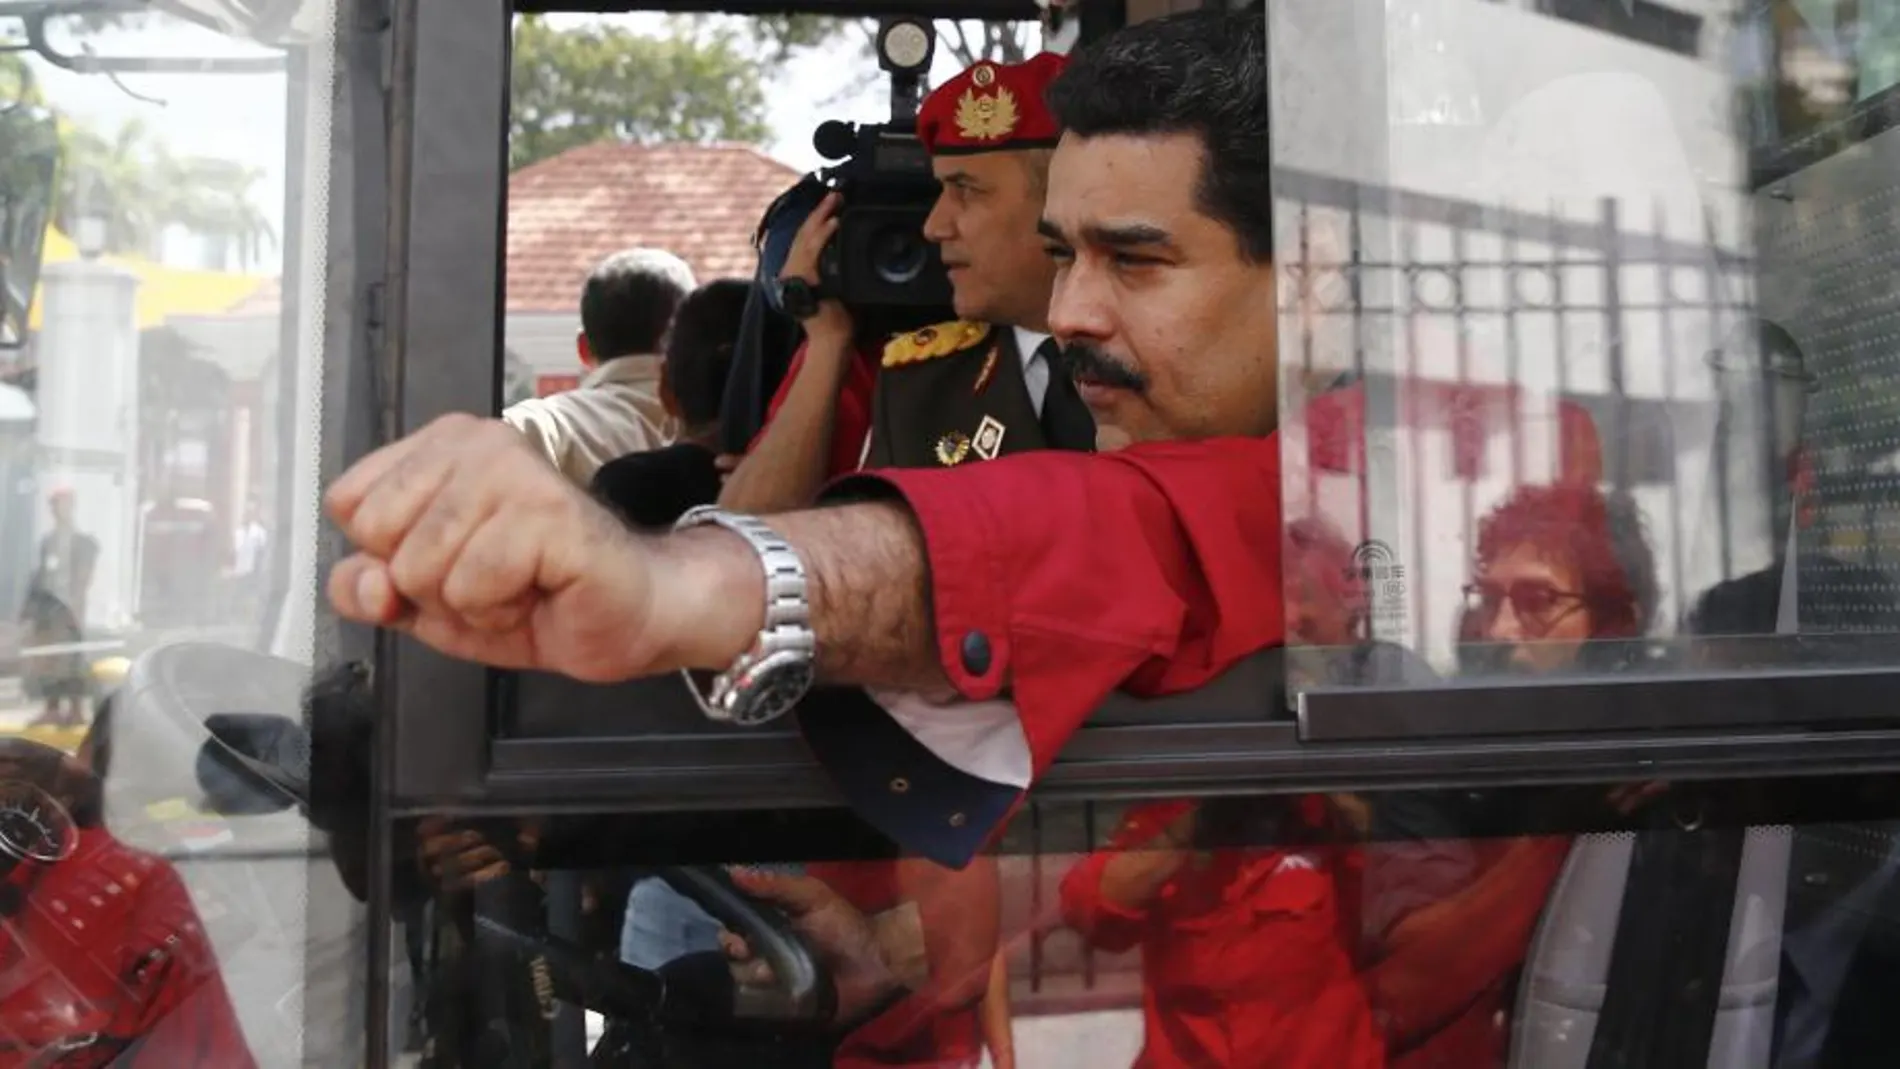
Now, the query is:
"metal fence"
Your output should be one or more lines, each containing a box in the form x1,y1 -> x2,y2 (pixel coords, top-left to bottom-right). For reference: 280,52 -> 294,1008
1275,166 -> 1781,657
1006,164 -> 1900,1004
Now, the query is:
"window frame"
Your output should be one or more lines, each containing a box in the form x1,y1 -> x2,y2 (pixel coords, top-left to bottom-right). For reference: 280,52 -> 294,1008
380,0 -> 1900,819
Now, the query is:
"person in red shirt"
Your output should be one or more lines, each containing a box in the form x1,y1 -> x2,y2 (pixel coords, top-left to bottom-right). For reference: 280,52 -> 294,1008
1059,799 -> 1385,1069
324,5 -> 1288,870
1350,485 -> 1654,1069
323,16 -> 1343,1059
0,735 -> 256,1068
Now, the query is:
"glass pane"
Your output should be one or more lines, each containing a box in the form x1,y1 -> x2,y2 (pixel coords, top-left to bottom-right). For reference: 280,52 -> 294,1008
384,781 -> 1900,1068
0,4 -> 363,1065
1275,0 -> 1900,698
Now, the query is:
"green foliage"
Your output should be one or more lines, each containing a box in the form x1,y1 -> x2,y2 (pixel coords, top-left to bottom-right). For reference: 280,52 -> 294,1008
55,117 -> 273,266
509,15 -> 772,172
506,15 -> 1042,171
0,51 -> 38,106
742,14 -> 853,63
3,49 -> 273,266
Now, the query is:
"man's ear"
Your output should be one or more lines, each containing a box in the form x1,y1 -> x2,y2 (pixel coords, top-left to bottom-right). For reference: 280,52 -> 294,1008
576,330 -> 597,368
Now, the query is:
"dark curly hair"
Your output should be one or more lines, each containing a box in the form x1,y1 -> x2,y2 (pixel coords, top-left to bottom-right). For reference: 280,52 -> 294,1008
1474,484 -> 1658,640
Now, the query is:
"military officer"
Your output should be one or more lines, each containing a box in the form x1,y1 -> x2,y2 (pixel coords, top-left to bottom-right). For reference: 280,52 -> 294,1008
868,51 -> 1099,468
720,52 -> 1093,513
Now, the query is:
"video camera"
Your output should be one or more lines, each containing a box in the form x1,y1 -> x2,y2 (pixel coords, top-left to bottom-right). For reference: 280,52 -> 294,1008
809,18 -> 953,311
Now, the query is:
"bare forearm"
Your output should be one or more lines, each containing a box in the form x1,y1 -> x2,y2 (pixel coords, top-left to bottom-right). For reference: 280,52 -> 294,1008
651,501 -> 950,694
717,339 -> 855,513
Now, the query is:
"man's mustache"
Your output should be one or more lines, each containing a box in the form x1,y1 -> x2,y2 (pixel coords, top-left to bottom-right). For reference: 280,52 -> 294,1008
1056,341 -> 1148,393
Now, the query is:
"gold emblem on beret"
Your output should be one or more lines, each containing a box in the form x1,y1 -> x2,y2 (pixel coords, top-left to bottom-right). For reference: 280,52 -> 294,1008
972,63 -> 996,87
972,415 -> 1007,460
883,320 -> 993,368
935,431 -> 973,466
954,87 -> 1020,142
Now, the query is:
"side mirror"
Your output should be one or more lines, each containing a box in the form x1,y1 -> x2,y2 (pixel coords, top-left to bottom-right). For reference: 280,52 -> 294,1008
0,101 -> 58,352
195,711 -> 311,816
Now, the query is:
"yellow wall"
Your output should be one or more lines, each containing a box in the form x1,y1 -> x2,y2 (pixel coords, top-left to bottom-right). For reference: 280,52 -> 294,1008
27,225 -> 269,332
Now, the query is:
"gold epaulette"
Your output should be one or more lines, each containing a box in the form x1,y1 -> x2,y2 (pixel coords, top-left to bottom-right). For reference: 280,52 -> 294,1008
881,320 -> 994,369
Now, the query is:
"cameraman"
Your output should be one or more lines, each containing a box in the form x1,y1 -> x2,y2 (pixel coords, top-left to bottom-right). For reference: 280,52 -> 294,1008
720,53 -> 1092,514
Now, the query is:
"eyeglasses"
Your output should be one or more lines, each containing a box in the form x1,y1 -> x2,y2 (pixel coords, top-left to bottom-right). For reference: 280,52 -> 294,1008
1463,579 -> 1586,634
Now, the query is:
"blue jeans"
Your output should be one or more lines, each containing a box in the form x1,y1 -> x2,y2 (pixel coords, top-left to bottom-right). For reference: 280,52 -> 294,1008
620,877 -> 723,970
619,865 -> 809,969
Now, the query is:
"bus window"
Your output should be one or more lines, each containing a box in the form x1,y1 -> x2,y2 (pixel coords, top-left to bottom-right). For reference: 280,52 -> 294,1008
333,2 -> 1900,1068
0,2 -> 374,1065
1275,0 -> 1900,740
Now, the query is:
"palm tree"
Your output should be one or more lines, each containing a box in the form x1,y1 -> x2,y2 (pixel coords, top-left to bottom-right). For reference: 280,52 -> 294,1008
55,117 -> 165,257
153,153 -> 277,270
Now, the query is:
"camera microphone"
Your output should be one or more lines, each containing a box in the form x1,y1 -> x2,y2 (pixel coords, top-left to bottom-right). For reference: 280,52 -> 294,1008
813,121 -> 858,162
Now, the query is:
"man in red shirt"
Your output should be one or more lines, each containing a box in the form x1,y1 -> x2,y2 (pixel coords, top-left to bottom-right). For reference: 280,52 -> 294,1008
327,14 -> 1311,1051
325,4 -> 1283,871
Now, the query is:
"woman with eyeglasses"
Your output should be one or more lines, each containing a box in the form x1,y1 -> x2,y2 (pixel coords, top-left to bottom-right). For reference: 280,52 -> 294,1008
1345,484 -> 1657,1069
1458,484 -> 1658,677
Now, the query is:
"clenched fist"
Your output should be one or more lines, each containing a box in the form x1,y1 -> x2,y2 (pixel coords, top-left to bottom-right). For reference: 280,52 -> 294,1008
324,413 -> 760,682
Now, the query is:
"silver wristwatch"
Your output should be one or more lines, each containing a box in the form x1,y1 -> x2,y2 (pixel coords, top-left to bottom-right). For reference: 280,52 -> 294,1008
672,505 -> 816,726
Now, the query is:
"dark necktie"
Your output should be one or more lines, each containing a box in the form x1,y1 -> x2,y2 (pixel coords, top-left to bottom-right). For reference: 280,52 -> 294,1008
1036,339 -> 1096,452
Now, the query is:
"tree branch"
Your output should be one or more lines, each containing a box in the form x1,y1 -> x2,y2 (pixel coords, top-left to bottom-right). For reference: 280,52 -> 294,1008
947,19 -> 979,67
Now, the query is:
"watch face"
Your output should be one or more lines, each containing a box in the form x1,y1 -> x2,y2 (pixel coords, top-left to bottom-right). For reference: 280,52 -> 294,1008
732,657 -> 816,727
778,277 -> 819,321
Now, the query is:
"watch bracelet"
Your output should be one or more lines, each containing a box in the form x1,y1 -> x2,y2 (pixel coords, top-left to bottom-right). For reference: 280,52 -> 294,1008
672,507 -> 814,722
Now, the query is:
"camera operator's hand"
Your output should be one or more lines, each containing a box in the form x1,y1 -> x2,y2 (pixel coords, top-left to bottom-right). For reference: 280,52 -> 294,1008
325,414 -> 761,682
779,192 -> 854,348
721,868 -> 920,1026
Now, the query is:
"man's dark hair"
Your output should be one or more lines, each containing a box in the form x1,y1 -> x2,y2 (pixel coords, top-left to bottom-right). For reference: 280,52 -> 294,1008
579,248 -> 697,361
1044,6 -> 1273,261
663,278 -> 751,429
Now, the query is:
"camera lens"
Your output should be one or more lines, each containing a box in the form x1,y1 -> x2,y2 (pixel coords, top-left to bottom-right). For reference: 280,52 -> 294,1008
869,224 -> 930,285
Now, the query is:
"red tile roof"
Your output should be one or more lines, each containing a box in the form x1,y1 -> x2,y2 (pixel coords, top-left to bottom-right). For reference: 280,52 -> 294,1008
506,141 -> 800,314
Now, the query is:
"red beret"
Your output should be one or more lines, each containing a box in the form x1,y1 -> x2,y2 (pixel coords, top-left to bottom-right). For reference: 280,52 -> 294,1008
917,52 -> 1068,156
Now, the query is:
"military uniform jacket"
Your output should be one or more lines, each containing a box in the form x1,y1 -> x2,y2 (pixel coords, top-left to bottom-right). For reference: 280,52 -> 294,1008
864,322 -> 1060,470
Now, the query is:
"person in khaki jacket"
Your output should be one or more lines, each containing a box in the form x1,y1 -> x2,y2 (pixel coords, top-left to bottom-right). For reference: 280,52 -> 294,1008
503,247 -> 697,483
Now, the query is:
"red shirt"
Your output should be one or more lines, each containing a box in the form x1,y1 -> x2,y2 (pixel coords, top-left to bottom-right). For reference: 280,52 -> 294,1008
803,435 -> 1287,867
799,421 -> 1567,1066
1353,835 -> 1571,1069
1059,800 -> 1385,1069
0,827 -> 256,1068
751,341 -> 880,476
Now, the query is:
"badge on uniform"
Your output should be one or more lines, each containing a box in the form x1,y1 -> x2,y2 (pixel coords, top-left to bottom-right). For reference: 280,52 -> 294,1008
935,431 -> 972,466
972,344 -> 1000,396
972,416 -> 1006,460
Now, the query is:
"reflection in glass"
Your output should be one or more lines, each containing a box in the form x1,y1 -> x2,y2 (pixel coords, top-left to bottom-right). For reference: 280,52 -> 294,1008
1273,0 -> 1900,691
0,3 -> 358,1066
